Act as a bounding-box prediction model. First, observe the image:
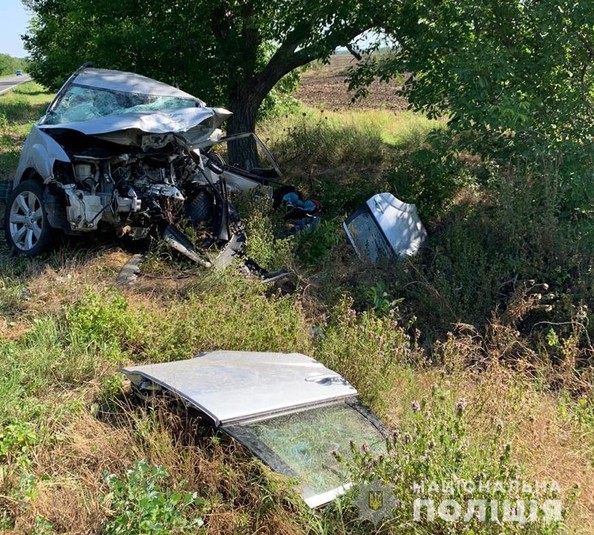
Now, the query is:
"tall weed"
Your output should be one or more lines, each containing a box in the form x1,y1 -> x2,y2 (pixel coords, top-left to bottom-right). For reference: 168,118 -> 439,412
314,296 -> 421,413
336,385 -> 566,534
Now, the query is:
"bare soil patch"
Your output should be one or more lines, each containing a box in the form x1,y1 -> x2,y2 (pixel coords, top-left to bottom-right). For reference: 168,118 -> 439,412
296,54 -> 408,112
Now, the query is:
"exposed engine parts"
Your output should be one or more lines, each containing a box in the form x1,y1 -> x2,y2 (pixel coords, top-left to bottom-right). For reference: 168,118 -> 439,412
54,148 -> 197,236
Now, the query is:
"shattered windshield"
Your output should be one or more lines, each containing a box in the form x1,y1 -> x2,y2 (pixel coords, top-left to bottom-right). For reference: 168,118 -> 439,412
44,84 -> 198,125
234,403 -> 386,502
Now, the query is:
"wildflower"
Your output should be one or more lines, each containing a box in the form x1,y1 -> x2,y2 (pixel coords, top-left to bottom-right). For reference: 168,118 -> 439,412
411,400 -> 422,412
345,307 -> 357,319
455,398 -> 467,414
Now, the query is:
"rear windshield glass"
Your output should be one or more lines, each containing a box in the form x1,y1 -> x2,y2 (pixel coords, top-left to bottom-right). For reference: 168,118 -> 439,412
237,403 -> 385,500
44,84 -> 197,125
345,209 -> 393,263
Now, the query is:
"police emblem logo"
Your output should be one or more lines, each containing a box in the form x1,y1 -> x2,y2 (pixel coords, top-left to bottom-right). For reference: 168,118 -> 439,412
368,490 -> 384,511
355,478 -> 398,526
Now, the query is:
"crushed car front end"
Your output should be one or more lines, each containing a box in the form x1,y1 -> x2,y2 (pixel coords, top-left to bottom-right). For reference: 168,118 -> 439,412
4,66 -> 286,262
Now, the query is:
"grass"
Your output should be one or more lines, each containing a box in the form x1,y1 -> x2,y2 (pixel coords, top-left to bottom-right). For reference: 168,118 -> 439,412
0,82 -> 53,182
0,83 -> 592,534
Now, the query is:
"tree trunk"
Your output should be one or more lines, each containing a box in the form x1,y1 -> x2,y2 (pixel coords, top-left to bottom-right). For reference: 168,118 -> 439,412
224,40 -> 321,168
225,87 -> 263,170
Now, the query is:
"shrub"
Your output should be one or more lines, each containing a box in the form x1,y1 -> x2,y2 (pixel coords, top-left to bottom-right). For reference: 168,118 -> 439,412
65,287 -> 146,361
103,460 -> 205,535
240,192 -> 295,271
314,296 -> 420,413
384,130 -> 476,222
294,218 -> 343,268
138,271 -> 313,361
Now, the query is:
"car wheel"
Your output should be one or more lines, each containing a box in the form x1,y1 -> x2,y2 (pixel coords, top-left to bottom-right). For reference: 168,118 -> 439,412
5,180 -> 55,256
185,190 -> 214,224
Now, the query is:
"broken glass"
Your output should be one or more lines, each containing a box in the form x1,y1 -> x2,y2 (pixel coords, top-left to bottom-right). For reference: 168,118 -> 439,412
45,84 -> 197,125
344,209 -> 393,263
230,403 -> 386,502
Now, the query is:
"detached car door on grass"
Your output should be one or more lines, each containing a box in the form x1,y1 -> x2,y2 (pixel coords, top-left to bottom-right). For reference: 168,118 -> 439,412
122,350 -> 386,507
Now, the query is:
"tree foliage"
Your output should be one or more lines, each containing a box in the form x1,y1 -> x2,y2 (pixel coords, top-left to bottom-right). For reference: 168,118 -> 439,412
351,0 -> 594,161
0,53 -> 27,76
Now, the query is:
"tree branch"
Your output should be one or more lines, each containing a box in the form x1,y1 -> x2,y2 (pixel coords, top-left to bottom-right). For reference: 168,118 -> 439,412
577,32 -> 594,61
347,43 -> 363,61
255,21 -> 374,98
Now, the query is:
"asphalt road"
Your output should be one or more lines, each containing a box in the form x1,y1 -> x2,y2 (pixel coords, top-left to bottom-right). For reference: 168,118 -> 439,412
0,74 -> 32,96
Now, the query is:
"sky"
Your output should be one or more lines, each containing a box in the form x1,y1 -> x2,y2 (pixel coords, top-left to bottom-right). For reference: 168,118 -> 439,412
0,0 -> 31,57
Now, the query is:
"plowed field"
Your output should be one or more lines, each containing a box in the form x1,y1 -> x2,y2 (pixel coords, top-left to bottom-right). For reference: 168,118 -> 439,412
295,54 -> 408,112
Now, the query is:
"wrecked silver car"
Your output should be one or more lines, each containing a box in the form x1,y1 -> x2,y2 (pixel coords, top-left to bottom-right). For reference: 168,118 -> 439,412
4,66 -> 295,264
122,351 -> 386,508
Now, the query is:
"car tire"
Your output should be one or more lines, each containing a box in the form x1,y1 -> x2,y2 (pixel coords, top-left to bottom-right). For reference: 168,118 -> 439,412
5,180 -> 56,256
185,190 -> 214,224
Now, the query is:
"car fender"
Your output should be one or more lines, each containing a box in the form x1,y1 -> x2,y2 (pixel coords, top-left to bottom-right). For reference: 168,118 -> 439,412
14,126 -> 70,186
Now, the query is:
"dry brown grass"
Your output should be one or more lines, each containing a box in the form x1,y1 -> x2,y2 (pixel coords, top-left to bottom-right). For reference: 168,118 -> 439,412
14,479 -> 106,535
4,394 -> 310,535
515,397 -> 594,535
380,339 -> 594,534
6,411 -> 127,534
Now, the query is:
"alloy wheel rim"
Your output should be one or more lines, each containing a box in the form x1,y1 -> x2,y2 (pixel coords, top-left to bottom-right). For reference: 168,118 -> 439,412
9,190 -> 43,251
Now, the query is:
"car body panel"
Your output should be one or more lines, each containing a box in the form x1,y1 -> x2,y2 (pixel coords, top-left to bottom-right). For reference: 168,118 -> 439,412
122,350 -> 357,426
14,127 -> 70,185
39,106 -> 232,148
121,351 -> 385,508
344,192 -> 427,263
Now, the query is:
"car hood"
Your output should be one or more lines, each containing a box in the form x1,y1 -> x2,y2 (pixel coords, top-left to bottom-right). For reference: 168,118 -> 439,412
39,106 -> 232,148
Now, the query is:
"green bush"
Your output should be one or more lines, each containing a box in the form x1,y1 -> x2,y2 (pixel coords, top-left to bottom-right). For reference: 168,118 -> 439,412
294,218 -> 343,268
0,53 -> 27,77
138,271 -> 313,361
65,287 -> 146,361
274,112 -> 386,170
384,131 -> 476,222
0,421 -> 39,466
103,460 -> 205,535
241,195 -> 295,271
314,297 -> 420,413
